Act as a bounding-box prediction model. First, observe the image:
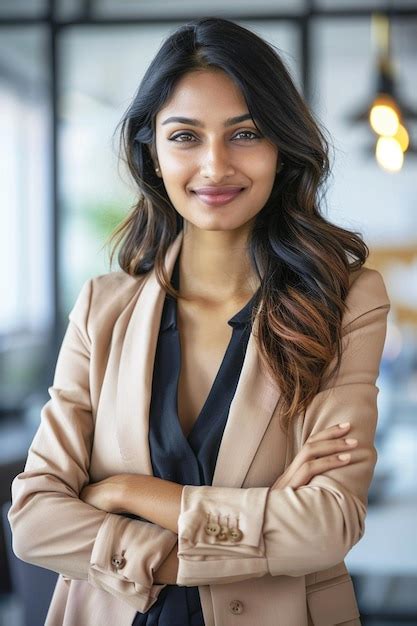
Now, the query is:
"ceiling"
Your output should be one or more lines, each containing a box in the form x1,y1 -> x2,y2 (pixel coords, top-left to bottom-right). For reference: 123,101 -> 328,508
1,0 -> 417,20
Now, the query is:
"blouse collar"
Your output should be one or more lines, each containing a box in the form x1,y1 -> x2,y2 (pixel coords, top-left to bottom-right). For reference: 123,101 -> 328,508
160,256 -> 260,332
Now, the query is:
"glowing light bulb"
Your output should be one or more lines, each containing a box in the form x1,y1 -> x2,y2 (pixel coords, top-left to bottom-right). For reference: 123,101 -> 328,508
370,102 -> 399,136
375,136 -> 404,171
394,123 -> 409,152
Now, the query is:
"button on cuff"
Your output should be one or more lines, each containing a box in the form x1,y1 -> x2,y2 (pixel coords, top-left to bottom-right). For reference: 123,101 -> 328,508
111,553 -> 126,569
205,521 -> 221,536
229,599 -> 244,614
178,485 -> 270,555
228,527 -> 243,542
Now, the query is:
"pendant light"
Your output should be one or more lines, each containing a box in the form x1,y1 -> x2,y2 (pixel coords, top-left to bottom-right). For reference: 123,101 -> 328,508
346,12 -> 417,172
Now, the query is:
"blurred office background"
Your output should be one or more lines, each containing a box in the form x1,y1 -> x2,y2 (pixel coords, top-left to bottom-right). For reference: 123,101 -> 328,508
0,1 -> 416,625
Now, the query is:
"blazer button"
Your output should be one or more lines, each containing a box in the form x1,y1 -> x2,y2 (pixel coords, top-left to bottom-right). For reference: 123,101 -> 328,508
229,599 -> 244,614
228,527 -> 243,542
205,521 -> 221,536
111,554 -> 126,569
217,525 -> 229,541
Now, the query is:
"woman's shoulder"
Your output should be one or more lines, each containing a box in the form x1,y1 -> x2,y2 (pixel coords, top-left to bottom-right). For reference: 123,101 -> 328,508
68,269 -> 151,333
90,268 -> 150,313
91,268 -> 147,293
343,265 -> 391,328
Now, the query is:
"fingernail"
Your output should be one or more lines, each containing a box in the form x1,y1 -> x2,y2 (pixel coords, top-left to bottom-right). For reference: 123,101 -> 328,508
338,453 -> 351,461
345,438 -> 357,446
339,422 -> 350,428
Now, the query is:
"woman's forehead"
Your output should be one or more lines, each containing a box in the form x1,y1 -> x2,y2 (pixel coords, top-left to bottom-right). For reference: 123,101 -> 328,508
156,71 -> 248,121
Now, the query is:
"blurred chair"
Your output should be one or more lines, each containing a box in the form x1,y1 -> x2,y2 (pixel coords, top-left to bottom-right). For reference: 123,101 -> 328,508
1,500 -> 58,626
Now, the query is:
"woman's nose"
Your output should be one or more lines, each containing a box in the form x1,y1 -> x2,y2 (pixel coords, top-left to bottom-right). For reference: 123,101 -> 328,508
199,142 -> 235,179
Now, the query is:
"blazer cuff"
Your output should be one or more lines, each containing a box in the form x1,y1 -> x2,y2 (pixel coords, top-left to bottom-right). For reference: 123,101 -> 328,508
88,512 -> 177,612
176,485 -> 270,586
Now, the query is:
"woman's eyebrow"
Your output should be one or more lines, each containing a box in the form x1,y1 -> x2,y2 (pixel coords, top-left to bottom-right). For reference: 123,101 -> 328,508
161,113 -> 253,127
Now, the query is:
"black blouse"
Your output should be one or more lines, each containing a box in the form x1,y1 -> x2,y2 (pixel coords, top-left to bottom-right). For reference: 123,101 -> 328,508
132,256 -> 261,626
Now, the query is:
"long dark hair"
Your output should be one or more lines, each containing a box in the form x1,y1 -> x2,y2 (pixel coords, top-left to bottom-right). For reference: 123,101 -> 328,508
106,16 -> 369,433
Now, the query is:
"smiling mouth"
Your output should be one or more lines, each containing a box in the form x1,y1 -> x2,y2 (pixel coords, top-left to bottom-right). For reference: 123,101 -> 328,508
192,188 -> 246,206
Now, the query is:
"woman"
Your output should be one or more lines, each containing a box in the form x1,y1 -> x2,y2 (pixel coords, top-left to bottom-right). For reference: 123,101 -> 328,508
8,16 -> 390,626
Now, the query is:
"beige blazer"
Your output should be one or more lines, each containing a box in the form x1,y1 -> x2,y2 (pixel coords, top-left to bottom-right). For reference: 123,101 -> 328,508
8,229 -> 391,626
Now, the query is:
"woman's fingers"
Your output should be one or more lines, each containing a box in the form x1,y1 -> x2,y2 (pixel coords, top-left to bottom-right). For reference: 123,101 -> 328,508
306,422 -> 351,443
271,422 -> 358,491
301,435 -> 358,460
286,430 -> 357,476
291,452 -> 352,489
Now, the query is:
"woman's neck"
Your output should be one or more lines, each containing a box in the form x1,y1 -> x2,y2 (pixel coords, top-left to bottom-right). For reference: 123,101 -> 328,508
177,227 -> 260,303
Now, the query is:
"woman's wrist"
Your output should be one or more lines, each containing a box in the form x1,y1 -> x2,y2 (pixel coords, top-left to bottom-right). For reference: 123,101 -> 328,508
119,474 -> 183,533
80,473 -> 183,534
106,474 -> 140,514
117,476 -> 180,584
117,474 -> 147,516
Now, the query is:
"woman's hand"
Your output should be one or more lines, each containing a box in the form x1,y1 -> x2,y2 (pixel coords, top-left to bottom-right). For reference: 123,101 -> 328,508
271,422 -> 358,491
79,474 -> 182,533
79,474 -> 130,514
80,474 -> 180,585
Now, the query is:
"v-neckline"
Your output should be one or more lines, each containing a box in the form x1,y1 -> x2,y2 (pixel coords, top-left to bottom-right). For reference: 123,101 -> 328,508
175,319 -> 249,444
166,255 -> 260,444
178,328 -> 236,441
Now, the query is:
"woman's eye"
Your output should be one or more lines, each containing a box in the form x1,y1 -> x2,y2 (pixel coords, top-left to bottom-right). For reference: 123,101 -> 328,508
234,130 -> 261,141
168,130 -> 261,143
168,132 -> 196,143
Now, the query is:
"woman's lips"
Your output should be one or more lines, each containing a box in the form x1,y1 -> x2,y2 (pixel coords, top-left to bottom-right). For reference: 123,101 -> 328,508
193,188 -> 245,206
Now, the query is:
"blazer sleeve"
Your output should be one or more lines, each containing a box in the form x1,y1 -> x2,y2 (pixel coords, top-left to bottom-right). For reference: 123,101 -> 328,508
7,277 -> 178,613
175,268 -> 391,587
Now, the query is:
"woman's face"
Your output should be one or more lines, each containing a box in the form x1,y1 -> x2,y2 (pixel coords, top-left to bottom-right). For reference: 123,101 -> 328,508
152,69 -> 279,232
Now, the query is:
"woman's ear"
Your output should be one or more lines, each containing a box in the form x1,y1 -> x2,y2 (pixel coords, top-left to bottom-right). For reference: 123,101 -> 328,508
148,144 -> 160,172
147,144 -> 158,167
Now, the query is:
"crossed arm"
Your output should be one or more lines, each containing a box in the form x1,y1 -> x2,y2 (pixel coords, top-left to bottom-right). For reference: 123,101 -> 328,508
79,473 -> 184,584
77,415 -> 355,586
8,269 -> 391,610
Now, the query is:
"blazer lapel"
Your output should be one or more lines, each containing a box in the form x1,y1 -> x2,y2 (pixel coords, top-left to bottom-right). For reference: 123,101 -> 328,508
115,231 -> 184,473
212,321 -> 281,487
116,229 -> 282,486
